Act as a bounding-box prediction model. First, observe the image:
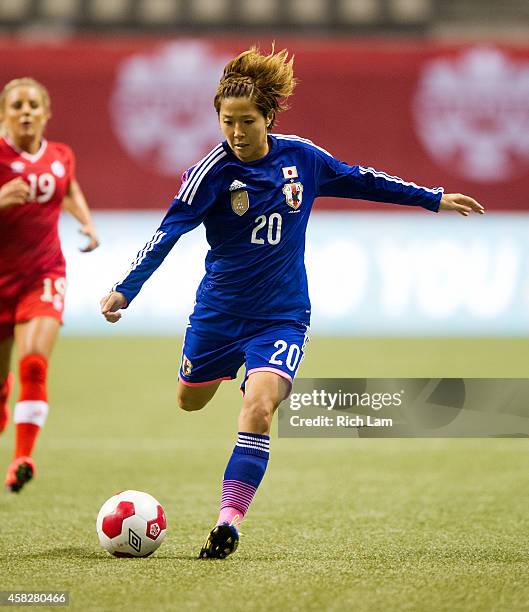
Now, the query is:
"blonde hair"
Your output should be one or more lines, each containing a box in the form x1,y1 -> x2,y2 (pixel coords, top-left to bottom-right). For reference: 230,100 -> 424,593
0,77 -> 51,114
214,45 -> 296,128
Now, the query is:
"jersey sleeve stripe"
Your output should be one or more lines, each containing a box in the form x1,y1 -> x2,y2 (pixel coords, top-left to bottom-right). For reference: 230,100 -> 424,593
131,230 -> 163,268
112,230 -> 166,290
272,133 -> 333,158
179,143 -> 222,199
358,166 -> 444,195
179,144 -> 223,202
133,230 -> 166,270
176,171 -> 193,199
186,150 -> 227,205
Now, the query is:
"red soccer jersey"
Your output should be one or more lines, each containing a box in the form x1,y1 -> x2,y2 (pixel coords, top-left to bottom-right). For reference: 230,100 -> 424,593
0,136 -> 75,281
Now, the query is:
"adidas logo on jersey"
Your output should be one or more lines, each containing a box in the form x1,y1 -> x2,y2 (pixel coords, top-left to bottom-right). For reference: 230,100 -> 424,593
229,180 -> 247,191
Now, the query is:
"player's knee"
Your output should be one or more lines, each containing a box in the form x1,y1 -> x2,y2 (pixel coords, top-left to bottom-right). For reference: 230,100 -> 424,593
177,396 -> 203,412
176,388 -> 205,412
242,395 -> 275,430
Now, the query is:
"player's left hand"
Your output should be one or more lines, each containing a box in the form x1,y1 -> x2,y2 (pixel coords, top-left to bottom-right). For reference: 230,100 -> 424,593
79,224 -> 100,252
439,193 -> 485,216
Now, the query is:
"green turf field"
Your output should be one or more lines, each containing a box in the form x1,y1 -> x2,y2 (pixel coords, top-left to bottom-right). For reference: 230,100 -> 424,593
1,336 -> 529,611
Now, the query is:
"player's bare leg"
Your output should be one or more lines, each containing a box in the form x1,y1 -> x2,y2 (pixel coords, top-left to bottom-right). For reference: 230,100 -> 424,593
5,316 -> 60,492
176,379 -> 222,412
200,372 -> 290,558
15,316 -> 60,359
239,371 -> 290,434
0,336 -> 14,434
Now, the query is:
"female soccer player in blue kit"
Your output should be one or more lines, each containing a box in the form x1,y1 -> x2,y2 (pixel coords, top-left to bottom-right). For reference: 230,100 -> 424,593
100,46 -> 484,558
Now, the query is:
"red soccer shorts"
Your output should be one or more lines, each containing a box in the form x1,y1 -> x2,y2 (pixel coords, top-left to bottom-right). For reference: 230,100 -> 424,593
0,271 -> 66,342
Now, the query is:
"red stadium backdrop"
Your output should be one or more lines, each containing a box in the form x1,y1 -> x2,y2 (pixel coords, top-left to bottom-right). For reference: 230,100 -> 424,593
1,37 -> 528,210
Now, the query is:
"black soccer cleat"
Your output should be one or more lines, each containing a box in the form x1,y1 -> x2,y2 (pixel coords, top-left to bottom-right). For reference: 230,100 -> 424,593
5,456 -> 35,493
199,522 -> 239,559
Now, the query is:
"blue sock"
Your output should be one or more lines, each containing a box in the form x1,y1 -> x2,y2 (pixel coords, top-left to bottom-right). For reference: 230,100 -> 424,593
217,432 -> 270,525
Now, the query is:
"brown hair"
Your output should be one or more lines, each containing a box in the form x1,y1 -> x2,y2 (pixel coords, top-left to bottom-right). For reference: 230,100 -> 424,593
0,77 -> 51,114
214,45 -> 296,128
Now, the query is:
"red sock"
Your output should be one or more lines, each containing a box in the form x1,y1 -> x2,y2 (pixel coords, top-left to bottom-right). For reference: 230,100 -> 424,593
19,354 -> 48,402
13,354 -> 49,460
14,423 -> 41,458
0,372 -> 13,433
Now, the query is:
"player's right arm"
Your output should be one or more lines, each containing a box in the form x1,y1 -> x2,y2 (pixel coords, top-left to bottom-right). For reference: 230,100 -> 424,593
100,291 -> 127,323
0,177 -> 29,209
100,203 -> 202,323
101,158 -> 221,323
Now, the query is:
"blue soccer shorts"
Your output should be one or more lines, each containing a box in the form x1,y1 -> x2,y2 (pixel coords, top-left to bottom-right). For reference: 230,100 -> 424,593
179,302 -> 309,391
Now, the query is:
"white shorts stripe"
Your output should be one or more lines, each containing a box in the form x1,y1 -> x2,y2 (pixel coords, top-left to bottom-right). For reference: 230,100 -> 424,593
294,324 -> 310,375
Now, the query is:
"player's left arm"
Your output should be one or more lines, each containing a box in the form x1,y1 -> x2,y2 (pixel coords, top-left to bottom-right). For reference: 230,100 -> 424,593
62,179 -> 100,252
314,150 -> 485,215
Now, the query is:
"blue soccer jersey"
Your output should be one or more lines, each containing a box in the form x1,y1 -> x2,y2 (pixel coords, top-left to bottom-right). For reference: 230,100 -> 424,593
113,134 -> 443,325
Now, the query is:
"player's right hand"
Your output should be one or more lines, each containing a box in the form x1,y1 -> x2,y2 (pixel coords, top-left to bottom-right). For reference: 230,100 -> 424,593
100,291 -> 128,323
0,177 -> 30,209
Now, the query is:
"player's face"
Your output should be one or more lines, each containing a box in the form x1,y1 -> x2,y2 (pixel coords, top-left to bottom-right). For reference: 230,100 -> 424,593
1,86 -> 50,146
219,97 -> 272,163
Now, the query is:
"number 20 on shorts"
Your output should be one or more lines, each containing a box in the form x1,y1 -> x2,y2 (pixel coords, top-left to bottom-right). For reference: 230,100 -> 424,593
269,340 -> 301,372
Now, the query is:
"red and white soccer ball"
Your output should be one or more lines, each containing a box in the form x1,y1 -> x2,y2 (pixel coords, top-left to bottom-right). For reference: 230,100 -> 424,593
96,490 -> 167,557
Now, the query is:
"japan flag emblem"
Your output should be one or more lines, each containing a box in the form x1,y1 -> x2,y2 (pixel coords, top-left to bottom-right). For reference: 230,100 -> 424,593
282,166 -> 298,179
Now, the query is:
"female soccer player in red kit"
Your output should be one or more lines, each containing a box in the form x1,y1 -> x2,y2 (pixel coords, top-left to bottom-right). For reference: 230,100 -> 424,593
0,77 -> 99,492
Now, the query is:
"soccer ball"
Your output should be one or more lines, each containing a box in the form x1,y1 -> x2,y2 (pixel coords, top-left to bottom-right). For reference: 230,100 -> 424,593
96,490 -> 167,557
